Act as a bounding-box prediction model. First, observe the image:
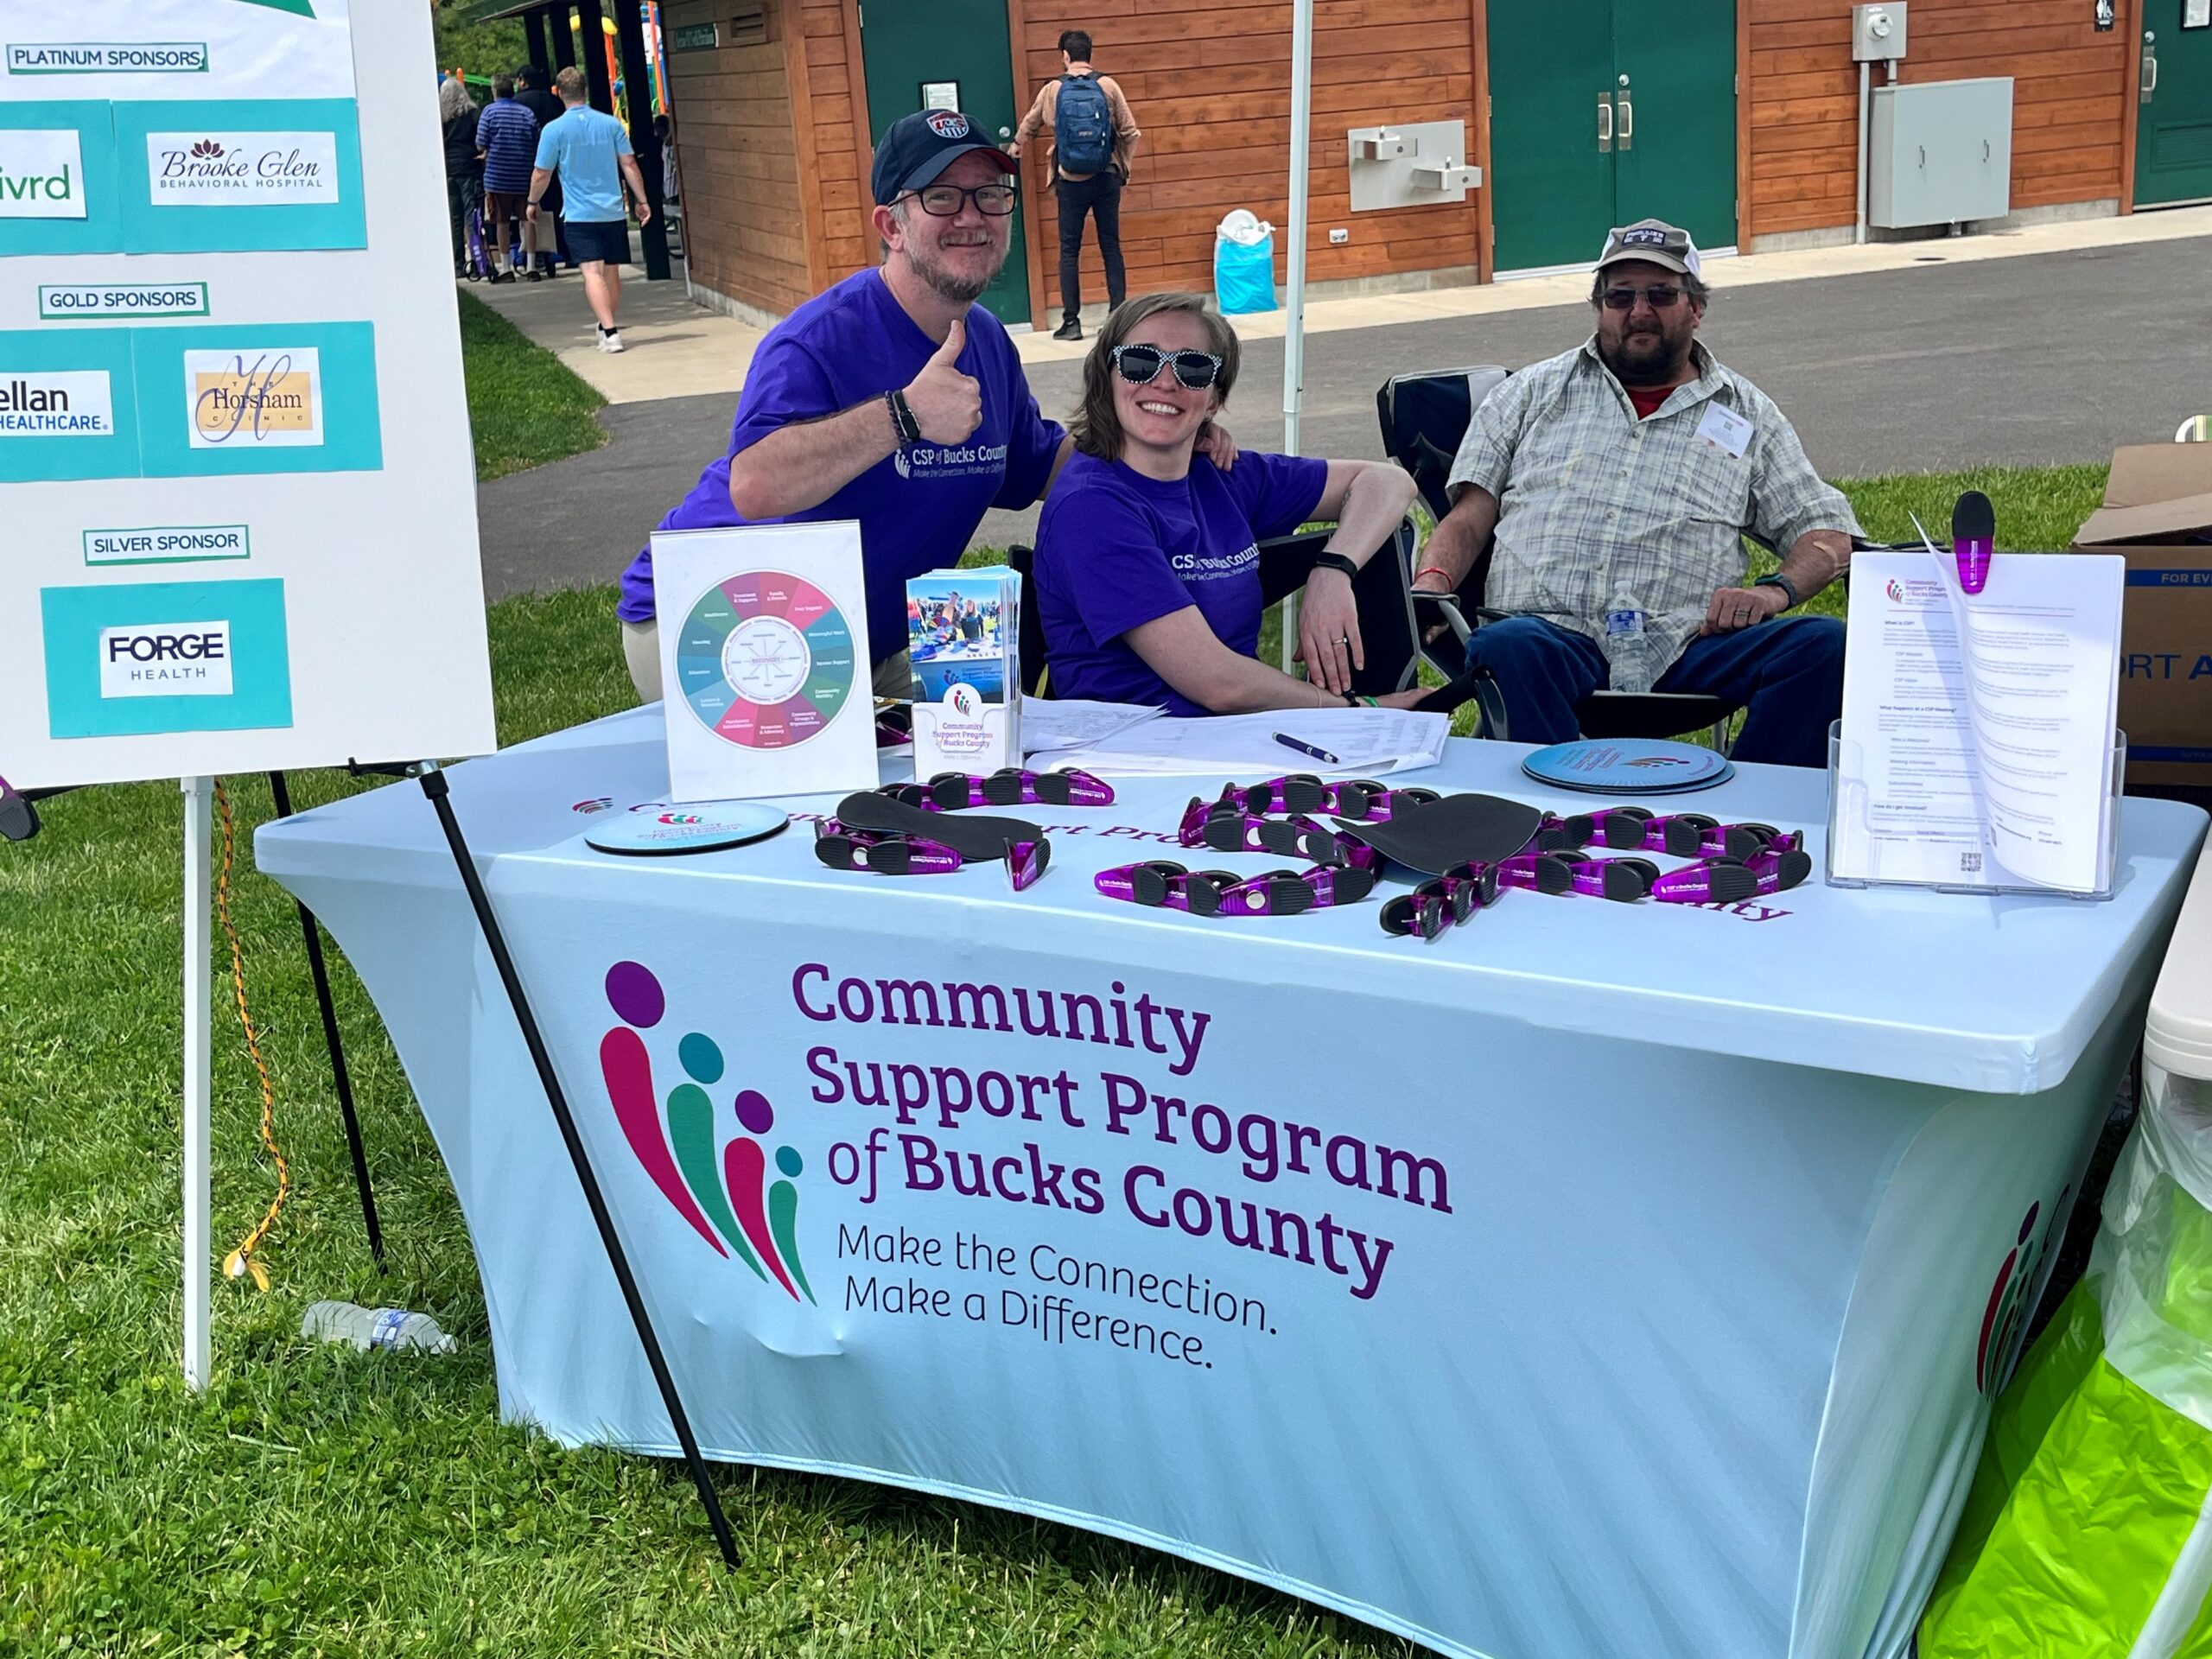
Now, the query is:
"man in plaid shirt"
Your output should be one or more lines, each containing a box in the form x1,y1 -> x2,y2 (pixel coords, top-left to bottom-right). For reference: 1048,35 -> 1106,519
1414,219 -> 1859,766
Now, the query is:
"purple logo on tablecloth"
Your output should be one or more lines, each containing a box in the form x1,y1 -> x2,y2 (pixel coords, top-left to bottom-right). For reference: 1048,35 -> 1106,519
1975,1189 -> 2066,1395
597,960 -> 815,1301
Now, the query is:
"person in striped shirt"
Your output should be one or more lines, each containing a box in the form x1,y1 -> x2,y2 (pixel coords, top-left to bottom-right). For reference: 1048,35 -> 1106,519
473,74 -> 539,283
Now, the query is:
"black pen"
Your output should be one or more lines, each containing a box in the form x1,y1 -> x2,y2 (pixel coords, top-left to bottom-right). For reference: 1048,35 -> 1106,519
1272,732 -> 1341,766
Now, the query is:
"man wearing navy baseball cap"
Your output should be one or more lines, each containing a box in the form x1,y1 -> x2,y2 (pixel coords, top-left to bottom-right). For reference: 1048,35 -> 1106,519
614,109 -> 1233,701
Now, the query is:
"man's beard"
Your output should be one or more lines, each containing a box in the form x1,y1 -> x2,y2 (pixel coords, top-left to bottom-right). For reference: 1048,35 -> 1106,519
908,236 -> 1005,304
1599,323 -> 1689,386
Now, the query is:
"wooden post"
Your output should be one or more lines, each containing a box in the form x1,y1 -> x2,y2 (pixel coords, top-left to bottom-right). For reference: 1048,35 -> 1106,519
613,0 -> 672,278
550,3 -> 577,72
580,0 -> 614,114
528,4 -> 556,79
1471,0 -> 1493,283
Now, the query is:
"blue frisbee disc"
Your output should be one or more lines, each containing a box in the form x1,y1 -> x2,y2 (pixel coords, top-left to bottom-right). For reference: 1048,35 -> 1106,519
585,801 -> 790,855
1520,739 -> 1734,795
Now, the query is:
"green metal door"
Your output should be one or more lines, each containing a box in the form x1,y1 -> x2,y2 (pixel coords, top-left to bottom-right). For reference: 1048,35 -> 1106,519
1611,1 -> 1738,256
1485,1 -> 1737,275
2137,3 -> 2212,207
859,0 -> 1032,327
1487,0 -> 1616,273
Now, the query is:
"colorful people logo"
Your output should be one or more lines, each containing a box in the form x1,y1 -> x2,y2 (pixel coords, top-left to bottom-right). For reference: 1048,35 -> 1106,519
597,960 -> 814,1302
1975,1188 -> 2066,1395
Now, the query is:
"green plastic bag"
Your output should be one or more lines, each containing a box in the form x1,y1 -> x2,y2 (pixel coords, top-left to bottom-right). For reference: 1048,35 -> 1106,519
1924,1071 -> 2212,1658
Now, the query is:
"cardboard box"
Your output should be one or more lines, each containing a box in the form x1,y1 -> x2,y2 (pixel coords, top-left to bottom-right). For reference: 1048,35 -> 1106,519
2075,444 -> 2212,790
906,566 -> 1020,775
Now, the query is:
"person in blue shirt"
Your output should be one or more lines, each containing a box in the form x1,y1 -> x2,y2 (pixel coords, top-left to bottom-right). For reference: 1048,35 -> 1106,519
616,110 -> 1236,703
472,73 -> 538,283
527,67 -> 652,350
1033,291 -> 1425,715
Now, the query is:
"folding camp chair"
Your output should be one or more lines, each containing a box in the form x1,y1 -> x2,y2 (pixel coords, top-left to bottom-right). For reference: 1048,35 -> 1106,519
1375,365 -> 1735,745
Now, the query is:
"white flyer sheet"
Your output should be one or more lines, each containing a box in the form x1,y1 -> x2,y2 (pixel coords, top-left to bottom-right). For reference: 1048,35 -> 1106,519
1038,707 -> 1448,778
1835,550 -> 2123,893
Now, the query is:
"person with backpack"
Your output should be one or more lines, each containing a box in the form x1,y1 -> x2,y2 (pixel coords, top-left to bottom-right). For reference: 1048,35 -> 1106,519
1009,29 -> 1140,341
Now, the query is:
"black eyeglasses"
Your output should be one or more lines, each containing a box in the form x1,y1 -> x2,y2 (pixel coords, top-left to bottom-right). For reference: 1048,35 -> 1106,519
1599,283 -> 1688,311
904,182 -> 1018,217
1110,345 -> 1225,391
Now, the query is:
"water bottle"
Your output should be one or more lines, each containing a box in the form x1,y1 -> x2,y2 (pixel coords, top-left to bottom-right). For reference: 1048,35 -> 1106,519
1603,582 -> 1661,696
301,1300 -> 457,1355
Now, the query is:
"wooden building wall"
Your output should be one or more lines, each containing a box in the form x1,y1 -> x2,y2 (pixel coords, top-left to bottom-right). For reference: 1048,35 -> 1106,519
1746,0 -> 2138,238
1012,0 -> 1487,319
660,0 -> 813,315
671,0 -> 2139,324
658,1 -> 878,312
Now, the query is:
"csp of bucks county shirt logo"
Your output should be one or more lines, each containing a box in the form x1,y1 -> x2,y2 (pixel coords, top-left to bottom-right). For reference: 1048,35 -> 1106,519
599,960 -> 816,1301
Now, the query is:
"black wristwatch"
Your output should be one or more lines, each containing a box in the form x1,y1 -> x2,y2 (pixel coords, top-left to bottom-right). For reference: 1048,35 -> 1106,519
1753,572 -> 1799,611
1310,550 -> 1360,582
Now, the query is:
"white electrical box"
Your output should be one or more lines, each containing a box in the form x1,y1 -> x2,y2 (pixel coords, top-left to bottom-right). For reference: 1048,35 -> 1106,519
1852,2 -> 1908,61
1345,121 -> 1480,211
1869,77 -> 2012,228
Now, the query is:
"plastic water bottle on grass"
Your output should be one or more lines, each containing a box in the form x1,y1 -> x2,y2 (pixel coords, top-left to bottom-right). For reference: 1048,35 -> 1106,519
302,1301 -> 456,1354
1604,582 -> 1662,696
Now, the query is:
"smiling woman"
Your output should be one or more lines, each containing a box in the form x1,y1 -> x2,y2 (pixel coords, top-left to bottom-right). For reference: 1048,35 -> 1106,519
1030,291 -> 1426,716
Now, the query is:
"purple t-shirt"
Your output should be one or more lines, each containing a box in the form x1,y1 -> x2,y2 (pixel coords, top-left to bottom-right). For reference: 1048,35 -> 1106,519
1033,448 -> 1327,715
620,269 -> 1064,663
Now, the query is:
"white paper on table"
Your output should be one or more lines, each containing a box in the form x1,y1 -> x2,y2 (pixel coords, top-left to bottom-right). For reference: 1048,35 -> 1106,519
1039,707 -> 1448,777
1020,697 -> 1168,756
1834,550 -> 2122,892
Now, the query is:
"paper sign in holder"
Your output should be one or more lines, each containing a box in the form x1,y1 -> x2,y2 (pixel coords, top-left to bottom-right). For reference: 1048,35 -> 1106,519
1824,721 -> 2126,900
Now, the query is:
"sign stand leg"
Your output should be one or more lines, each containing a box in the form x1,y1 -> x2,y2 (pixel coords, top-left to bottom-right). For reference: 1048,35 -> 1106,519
412,763 -> 741,1570
182,776 -> 213,1392
268,772 -> 386,1272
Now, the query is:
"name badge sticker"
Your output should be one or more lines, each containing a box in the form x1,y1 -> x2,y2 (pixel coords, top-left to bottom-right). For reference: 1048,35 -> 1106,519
1694,402 -> 1752,460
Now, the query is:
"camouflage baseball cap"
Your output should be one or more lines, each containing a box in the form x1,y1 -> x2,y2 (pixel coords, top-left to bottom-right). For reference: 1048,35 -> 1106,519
1595,219 -> 1702,278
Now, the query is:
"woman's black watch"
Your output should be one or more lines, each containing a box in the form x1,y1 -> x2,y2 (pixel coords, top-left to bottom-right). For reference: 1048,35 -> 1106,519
1309,551 -> 1360,582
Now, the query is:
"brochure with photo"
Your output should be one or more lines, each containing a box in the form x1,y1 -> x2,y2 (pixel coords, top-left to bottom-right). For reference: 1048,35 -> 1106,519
907,566 -> 1020,775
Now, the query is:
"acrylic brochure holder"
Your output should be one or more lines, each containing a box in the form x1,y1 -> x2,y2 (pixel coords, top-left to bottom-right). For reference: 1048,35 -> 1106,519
1825,720 -> 2126,902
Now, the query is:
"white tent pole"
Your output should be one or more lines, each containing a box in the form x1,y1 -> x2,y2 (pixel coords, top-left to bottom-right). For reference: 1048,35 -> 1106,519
1280,0 -> 1314,670
181,776 -> 212,1391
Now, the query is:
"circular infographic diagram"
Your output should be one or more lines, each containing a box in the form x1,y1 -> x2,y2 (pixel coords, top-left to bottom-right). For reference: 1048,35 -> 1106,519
674,570 -> 859,748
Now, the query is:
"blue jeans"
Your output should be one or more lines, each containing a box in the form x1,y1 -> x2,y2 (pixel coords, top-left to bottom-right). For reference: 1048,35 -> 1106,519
1463,614 -> 1845,768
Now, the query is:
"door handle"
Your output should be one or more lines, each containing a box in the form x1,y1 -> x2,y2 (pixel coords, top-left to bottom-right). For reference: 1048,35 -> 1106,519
1598,94 -> 1611,152
2142,44 -> 2158,101
1616,89 -> 1633,150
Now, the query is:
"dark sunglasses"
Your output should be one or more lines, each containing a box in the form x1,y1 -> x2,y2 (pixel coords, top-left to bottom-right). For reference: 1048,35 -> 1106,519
904,182 -> 1018,217
1381,860 -> 1503,943
1110,344 -> 1225,391
1096,860 -> 1250,917
1650,844 -> 1813,905
1214,774 -> 1440,822
916,767 -> 1112,811
1600,283 -> 1688,311
1182,803 -> 1372,869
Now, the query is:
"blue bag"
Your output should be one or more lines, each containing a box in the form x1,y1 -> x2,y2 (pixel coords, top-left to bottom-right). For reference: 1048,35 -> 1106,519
1214,223 -> 1277,316
1055,76 -> 1115,175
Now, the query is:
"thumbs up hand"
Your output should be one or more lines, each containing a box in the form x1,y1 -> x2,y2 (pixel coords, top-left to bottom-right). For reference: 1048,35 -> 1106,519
903,316 -> 982,445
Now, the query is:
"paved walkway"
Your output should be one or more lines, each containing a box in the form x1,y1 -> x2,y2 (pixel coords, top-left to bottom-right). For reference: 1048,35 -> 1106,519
467,252 -> 762,404
474,207 -> 2212,604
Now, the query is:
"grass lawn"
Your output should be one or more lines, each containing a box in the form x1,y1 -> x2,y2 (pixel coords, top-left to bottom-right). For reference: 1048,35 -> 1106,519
458,290 -> 607,482
0,461 -> 2109,1656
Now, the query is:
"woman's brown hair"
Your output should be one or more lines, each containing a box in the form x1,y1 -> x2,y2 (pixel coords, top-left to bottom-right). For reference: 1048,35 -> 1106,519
1066,291 -> 1241,460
